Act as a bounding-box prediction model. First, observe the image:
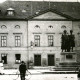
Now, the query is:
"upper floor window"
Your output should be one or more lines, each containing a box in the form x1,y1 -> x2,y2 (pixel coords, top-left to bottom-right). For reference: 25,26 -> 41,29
15,54 -> 21,64
48,35 -> 54,47
8,11 -> 14,15
78,33 -> 80,47
15,25 -> 20,29
1,25 -> 7,29
35,25 -> 40,28
1,54 -> 7,64
1,36 -> 7,47
61,25 -> 66,29
7,8 -> 14,16
15,36 -> 21,47
48,25 -> 53,28
34,35 -> 40,47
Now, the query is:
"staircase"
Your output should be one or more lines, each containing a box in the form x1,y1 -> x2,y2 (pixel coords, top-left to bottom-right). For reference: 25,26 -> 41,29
54,62 -> 80,71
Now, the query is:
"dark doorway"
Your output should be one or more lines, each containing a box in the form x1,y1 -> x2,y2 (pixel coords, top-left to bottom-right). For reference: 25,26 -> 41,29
34,55 -> 41,66
48,54 -> 55,66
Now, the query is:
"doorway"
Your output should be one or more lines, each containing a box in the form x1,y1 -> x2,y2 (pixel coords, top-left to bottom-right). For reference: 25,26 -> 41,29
48,54 -> 55,66
34,55 -> 41,66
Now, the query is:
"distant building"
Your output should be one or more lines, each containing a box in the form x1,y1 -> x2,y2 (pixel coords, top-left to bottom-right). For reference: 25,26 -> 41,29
0,1 -> 80,68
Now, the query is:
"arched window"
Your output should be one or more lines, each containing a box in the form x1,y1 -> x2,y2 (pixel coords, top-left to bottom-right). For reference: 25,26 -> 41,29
1,25 -> 7,29
48,25 -> 53,28
15,25 -> 20,29
35,25 -> 40,28
61,25 -> 66,29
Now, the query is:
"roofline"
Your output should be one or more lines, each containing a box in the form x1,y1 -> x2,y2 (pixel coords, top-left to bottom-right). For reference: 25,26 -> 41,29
27,8 -> 76,20
5,1 -> 80,3
0,18 -> 79,21
28,19 -> 72,21
0,18 -> 28,21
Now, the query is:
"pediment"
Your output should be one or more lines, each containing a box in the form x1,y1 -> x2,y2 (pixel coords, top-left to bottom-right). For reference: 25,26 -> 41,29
33,12 -> 67,19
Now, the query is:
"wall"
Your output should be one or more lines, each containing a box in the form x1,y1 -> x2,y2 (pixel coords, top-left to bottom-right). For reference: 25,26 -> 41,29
0,21 -> 28,68
72,21 -> 80,63
28,20 -> 72,66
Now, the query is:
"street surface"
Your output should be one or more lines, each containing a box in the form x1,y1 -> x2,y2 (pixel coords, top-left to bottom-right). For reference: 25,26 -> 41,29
0,73 -> 78,80
0,69 -> 78,80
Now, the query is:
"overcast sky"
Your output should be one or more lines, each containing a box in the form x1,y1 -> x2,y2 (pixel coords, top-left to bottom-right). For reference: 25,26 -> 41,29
11,0 -> 80,2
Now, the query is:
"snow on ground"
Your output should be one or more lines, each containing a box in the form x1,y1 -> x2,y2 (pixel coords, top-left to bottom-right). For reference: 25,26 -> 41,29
0,73 -> 78,80
0,69 -> 78,80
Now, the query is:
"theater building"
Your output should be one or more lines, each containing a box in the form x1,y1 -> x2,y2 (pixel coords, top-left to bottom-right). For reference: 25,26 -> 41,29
0,1 -> 80,68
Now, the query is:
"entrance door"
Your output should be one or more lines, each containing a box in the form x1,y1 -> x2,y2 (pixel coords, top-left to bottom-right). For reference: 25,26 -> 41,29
48,54 -> 55,66
34,55 -> 41,66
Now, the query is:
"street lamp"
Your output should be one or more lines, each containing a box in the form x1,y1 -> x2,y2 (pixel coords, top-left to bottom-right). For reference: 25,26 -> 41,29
27,41 -> 34,69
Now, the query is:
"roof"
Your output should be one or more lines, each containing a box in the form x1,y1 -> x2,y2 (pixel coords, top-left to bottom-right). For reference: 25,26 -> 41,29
0,1 -> 80,20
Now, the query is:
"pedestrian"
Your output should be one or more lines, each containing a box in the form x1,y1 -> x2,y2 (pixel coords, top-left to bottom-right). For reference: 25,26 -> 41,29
19,61 -> 27,80
78,68 -> 80,80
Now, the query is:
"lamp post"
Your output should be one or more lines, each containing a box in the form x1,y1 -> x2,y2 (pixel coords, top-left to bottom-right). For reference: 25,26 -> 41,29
27,41 -> 34,69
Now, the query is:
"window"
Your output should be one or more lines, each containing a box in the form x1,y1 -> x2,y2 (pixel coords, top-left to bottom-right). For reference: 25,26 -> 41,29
15,25 -> 20,29
61,25 -> 66,29
1,36 -> 7,47
35,25 -> 40,28
66,55 -> 73,59
15,54 -> 21,64
48,25 -> 53,28
1,54 -> 7,64
48,35 -> 54,47
34,35 -> 40,47
7,8 -> 14,16
15,36 -> 21,47
78,34 -> 80,47
1,25 -> 7,29
8,11 -> 14,15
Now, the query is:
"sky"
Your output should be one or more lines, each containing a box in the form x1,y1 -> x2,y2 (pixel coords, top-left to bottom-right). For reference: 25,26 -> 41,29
0,0 -> 80,3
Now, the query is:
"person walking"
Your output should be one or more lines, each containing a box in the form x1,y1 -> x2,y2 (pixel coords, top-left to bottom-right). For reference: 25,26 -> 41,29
19,61 -> 27,80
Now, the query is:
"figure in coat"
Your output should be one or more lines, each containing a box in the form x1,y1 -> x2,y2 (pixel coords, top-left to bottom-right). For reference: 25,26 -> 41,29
19,61 -> 27,80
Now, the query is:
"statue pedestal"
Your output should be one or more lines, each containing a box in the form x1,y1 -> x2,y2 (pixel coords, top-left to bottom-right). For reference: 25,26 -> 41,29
60,52 -> 77,67
61,52 -> 77,62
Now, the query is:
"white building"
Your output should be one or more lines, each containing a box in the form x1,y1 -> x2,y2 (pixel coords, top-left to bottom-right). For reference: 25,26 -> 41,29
0,1 -> 79,68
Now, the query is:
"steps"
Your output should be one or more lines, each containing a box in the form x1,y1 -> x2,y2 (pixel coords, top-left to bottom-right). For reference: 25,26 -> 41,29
54,67 -> 78,71
59,62 -> 80,67
53,62 -> 80,71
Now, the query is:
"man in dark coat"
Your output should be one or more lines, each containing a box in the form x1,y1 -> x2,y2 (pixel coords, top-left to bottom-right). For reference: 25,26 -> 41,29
19,61 -> 27,80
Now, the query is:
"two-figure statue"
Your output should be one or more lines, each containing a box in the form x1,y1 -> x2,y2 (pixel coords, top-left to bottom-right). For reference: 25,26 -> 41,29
61,30 -> 75,52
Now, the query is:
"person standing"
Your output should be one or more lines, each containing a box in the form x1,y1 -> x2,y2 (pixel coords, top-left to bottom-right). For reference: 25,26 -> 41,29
19,61 -> 27,80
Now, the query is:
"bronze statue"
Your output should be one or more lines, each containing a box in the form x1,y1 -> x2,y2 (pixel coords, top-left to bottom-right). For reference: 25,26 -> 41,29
61,30 -> 69,52
69,30 -> 75,52
61,30 -> 75,52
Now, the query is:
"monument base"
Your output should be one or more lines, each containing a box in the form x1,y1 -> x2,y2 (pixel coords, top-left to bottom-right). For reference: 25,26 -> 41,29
60,52 -> 77,67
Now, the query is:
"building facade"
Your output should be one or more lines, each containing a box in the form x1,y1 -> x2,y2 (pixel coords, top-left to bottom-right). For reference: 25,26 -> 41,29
0,1 -> 80,68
